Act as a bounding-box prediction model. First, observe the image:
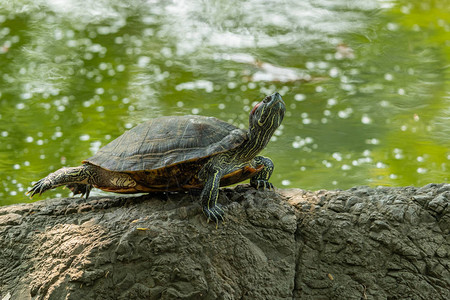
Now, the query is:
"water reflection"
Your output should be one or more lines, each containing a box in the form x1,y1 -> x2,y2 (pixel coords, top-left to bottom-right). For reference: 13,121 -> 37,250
0,0 -> 448,204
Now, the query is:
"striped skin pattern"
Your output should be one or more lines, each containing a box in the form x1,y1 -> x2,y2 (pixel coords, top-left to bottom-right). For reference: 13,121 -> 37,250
28,93 -> 286,224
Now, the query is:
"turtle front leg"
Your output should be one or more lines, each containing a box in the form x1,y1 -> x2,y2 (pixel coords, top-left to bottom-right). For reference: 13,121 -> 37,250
250,156 -> 274,190
200,169 -> 225,224
28,165 -> 91,198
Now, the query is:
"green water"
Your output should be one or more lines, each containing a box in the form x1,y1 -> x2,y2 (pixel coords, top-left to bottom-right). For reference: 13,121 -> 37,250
0,0 -> 449,205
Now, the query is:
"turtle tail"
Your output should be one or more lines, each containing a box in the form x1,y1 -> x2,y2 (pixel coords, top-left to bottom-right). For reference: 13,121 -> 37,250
27,165 -> 92,198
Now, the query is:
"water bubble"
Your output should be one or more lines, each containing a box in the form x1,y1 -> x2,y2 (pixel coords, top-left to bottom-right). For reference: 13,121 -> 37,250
417,167 -> 427,174
79,134 -> 90,141
281,179 -> 291,186
384,73 -> 393,81
21,93 -> 32,100
66,40 -> 77,47
361,115 -> 372,124
387,23 -> 399,31
13,164 -> 20,170
90,141 -> 102,154
274,128 -> 283,136
398,88 -> 405,95
315,86 -> 324,92
329,67 -> 339,78
25,136 -> 34,143
394,152 -> 404,159
380,100 -> 390,107
294,94 -> 306,101
292,140 -> 304,149
363,150 -> 371,156
332,152 -> 342,161
116,64 -> 125,72
365,138 -> 380,145
96,106 -> 104,112
176,101 -> 184,108
227,82 -> 237,89
317,61 -> 328,69
1,131 -> 8,137
341,164 -> 351,170
338,108 -> 353,119
65,29 -> 74,38
305,62 -> 315,69
191,108 -> 200,114
176,80 -> 213,92
161,47 -> 172,58
400,5 -> 411,14
376,162 -> 387,168
327,98 -> 337,107
143,28 -> 154,36
389,174 -> 398,179
137,56 -> 151,67
359,157 -> 373,164
218,103 -> 226,110
125,123 -> 133,129
84,53 -> 94,60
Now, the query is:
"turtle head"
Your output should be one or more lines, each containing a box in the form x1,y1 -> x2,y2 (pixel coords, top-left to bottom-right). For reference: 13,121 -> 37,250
249,92 -> 285,135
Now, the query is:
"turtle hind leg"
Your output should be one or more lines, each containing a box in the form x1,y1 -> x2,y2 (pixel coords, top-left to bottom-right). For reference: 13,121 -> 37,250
250,156 -> 274,190
66,183 -> 92,198
27,165 -> 91,198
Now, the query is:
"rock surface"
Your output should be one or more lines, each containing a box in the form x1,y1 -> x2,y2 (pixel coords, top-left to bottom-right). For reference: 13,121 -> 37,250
0,183 -> 449,300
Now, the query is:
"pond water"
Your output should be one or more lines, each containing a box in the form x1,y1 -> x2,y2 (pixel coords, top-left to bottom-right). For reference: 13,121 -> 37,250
0,0 -> 449,205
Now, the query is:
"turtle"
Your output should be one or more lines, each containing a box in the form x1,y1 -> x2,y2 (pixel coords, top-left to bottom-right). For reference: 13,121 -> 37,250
28,92 -> 285,223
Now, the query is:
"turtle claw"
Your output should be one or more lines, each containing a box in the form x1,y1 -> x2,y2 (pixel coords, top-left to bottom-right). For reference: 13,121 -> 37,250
203,204 -> 224,225
66,183 -> 92,198
251,180 -> 274,191
27,178 -> 54,198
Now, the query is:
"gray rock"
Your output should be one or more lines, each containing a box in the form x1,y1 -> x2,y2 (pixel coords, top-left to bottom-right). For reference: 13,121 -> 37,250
0,184 -> 449,299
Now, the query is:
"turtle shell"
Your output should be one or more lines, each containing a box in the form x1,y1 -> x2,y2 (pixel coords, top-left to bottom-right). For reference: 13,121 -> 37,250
84,115 -> 248,172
